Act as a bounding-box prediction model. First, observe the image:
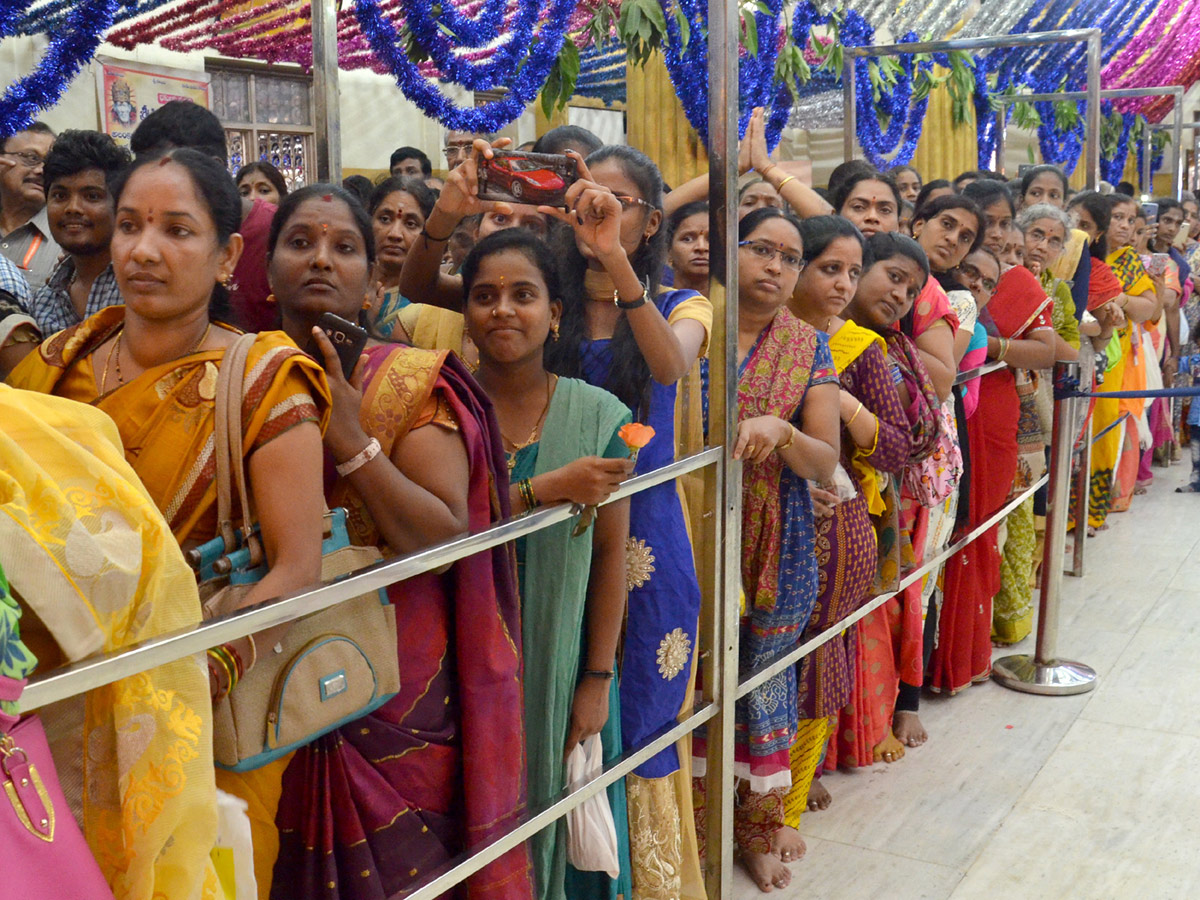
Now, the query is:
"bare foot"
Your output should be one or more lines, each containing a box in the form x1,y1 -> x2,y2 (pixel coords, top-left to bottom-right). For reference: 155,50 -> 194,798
807,778 -> 831,811
893,710 -> 928,747
773,825 -> 807,863
872,729 -> 906,764
740,847 -> 793,893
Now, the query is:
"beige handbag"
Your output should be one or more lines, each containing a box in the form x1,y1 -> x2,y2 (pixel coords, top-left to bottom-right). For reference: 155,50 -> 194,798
193,333 -> 400,772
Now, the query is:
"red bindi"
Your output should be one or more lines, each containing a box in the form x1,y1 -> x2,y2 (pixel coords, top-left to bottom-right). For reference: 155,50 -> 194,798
321,193 -> 333,202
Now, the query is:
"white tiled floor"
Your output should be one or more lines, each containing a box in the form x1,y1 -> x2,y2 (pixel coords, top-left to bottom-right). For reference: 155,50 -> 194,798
734,461 -> 1200,899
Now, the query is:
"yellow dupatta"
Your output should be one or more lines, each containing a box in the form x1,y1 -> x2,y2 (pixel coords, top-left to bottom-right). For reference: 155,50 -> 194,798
7,306 -> 331,545
828,320 -> 888,515
0,385 -> 221,900
1048,228 -> 1088,282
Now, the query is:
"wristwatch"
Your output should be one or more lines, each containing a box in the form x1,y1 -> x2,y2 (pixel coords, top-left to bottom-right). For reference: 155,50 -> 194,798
615,285 -> 649,310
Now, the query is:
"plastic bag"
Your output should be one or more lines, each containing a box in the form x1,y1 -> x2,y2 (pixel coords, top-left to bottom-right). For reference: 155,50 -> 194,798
212,788 -> 258,900
564,734 -> 621,878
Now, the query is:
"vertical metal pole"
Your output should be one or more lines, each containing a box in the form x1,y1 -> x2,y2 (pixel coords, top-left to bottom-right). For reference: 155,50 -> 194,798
1084,31 -> 1101,191
1174,97 -> 1184,201
1192,132 -> 1199,193
704,0 -> 739,890
995,108 -> 1006,176
994,360 -> 1097,694
1069,434 -> 1090,577
843,54 -> 856,162
1143,131 -> 1153,196
311,0 -> 341,182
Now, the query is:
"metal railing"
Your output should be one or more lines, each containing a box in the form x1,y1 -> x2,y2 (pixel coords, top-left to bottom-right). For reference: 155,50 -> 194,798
16,348 -> 1081,900
841,29 -> 1103,190
989,86 -> 1185,199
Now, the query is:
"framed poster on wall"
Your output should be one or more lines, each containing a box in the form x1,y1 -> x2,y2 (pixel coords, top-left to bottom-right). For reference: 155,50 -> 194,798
96,57 -> 211,148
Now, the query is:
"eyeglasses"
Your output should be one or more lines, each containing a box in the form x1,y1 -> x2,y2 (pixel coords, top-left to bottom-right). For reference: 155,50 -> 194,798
738,240 -> 805,271
615,195 -> 653,211
443,143 -> 473,159
1026,227 -> 1064,251
4,150 -> 45,168
954,262 -> 997,294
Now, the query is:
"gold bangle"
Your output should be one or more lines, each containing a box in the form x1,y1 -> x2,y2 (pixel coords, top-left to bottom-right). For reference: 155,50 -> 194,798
846,401 -> 865,428
776,174 -> 796,191
776,426 -> 797,452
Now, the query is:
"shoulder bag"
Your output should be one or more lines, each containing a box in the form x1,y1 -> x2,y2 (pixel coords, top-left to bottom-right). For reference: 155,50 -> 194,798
191,333 -> 401,772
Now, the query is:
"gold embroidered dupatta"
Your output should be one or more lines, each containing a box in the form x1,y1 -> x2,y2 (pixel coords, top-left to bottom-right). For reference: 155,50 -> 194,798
0,385 -> 221,900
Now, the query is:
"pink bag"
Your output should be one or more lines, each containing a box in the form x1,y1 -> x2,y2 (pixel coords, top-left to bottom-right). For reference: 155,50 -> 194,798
0,676 -> 115,899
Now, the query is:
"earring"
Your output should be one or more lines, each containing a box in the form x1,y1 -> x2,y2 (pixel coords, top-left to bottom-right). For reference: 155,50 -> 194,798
221,274 -> 234,289
265,293 -> 276,304
551,322 -> 560,341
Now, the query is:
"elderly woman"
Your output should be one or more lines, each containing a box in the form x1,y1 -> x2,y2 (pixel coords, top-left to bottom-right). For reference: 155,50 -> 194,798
991,203 -> 1079,646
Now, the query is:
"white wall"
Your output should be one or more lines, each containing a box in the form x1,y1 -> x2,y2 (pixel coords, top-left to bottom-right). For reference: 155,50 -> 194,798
0,36 -> 460,175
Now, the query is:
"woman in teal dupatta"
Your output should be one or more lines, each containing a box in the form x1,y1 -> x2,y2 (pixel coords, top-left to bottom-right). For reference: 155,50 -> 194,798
462,228 -> 635,900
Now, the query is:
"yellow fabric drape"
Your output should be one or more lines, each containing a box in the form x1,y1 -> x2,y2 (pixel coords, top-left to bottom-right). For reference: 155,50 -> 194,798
910,69 -> 978,182
0,385 -> 220,900
627,51 -> 708,188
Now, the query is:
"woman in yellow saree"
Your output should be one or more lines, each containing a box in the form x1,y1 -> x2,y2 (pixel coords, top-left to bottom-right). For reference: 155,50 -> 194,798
0,384 -> 221,900
1104,196 -> 1162,518
7,148 -> 331,897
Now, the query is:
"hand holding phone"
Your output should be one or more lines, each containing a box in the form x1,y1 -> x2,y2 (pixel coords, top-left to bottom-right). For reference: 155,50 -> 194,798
306,312 -> 369,381
476,149 -> 579,209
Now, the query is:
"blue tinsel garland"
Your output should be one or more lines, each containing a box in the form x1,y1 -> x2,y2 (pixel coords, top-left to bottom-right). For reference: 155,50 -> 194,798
0,0 -> 119,137
399,0 -> 540,91
354,0 -> 578,133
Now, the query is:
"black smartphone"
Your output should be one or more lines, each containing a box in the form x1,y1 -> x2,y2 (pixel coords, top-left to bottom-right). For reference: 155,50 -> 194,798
476,149 -> 578,208
1017,163 -> 1034,177
307,312 -> 369,380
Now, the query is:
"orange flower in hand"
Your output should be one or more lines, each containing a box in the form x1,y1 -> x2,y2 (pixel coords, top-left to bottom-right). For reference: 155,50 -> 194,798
619,423 -> 656,454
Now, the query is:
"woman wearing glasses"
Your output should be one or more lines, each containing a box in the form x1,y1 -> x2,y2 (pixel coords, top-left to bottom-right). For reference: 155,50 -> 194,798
780,216 -> 911,847
690,206 -> 838,892
543,145 -> 711,900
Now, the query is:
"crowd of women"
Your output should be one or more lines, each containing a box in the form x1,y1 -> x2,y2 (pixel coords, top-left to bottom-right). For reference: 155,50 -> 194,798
1,96 -> 1195,900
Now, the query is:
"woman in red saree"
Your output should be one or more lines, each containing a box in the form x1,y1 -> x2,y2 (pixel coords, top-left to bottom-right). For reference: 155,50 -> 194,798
928,264 -> 1055,694
266,185 -> 532,899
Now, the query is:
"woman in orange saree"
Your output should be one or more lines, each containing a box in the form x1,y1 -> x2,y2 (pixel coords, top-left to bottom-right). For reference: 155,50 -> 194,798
7,148 -> 331,897
266,185 -> 532,899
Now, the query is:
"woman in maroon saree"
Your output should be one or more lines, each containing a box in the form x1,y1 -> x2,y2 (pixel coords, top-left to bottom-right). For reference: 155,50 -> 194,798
928,264 -> 1055,694
267,185 -> 533,899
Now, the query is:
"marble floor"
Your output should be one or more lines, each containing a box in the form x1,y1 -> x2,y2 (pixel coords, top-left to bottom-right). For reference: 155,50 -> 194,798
733,460 -> 1200,900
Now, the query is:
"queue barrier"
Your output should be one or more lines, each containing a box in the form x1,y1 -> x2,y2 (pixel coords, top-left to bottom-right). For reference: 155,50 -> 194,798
14,355 -> 1095,900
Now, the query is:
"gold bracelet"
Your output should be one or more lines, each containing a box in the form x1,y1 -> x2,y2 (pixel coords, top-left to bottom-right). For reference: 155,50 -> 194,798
776,426 -> 797,452
776,174 -> 796,191
846,401 -> 865,428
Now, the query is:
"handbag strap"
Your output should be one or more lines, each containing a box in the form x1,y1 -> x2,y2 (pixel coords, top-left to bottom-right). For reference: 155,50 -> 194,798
212,333 -> 258,551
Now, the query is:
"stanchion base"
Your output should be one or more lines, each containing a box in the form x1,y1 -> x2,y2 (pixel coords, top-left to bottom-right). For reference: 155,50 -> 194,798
992,654 -> 1097,695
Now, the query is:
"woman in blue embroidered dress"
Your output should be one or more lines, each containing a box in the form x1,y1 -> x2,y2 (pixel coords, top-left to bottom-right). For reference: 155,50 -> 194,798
542,145 -> 712,900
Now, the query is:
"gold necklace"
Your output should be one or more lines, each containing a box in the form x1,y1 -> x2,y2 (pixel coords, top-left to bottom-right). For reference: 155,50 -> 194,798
104,322 -> 212,392
502,374 -> 556,471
